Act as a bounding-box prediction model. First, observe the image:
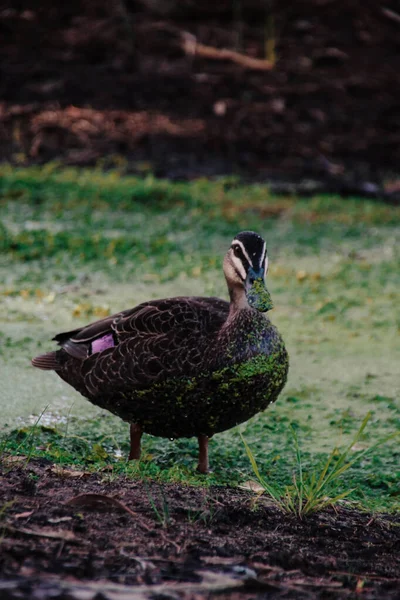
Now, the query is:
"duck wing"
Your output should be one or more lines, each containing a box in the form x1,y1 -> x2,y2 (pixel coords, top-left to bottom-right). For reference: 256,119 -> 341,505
78,296 -> 229,394
32,297 -> 229,387
54,296 -> 229,356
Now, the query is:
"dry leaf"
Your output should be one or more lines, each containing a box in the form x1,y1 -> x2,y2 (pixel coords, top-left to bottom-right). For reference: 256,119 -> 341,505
50,466 -> 90,478
65,493 -> 138,518
239,480 -> 265,493
64,493 -> 155,534
296,270 -> 307,282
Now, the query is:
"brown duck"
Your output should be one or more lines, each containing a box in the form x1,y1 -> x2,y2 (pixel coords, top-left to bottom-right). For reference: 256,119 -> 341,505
32,231 -> 289,473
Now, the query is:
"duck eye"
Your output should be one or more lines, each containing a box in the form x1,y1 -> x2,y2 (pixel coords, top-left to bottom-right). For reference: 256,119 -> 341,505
232,245 -> 241,257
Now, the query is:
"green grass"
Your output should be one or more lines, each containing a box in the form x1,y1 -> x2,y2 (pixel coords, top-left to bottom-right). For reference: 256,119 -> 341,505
0,164 -> 399,513
242,414 -> 400,517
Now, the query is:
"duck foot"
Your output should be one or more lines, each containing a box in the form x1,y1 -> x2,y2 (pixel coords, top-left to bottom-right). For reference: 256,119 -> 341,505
128,424 -> 142,460
197,434 -> 209,474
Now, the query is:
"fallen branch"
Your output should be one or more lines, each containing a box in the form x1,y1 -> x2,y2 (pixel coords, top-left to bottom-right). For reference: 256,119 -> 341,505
137,22 -> 274,70
181,32 -> 273,70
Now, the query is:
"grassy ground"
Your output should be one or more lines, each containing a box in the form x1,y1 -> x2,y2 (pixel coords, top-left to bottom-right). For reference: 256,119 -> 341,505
1,164 -> 399,511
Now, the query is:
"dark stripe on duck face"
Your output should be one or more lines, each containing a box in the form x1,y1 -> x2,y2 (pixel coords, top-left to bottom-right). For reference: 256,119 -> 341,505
232,232 -> 267,274
231,243 -> 252,278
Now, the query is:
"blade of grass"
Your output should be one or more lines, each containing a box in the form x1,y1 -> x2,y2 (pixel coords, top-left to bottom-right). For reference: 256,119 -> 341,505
240,434 -> 284,508
24,405 -> 49,465
290,426 -> 304,515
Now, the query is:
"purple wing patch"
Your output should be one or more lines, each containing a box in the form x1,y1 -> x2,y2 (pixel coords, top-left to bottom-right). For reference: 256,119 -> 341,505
92,334 -> 115,354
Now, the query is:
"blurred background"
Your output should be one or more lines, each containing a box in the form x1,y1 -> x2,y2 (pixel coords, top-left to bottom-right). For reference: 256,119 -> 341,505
1,0 -> 400,196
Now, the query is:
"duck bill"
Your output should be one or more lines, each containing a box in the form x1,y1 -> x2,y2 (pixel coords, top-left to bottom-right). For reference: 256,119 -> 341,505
245,270 -> 274,312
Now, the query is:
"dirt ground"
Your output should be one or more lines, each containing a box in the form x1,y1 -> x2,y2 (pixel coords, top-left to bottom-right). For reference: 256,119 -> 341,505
1,1 -> 400,198
0,459 -> 399,600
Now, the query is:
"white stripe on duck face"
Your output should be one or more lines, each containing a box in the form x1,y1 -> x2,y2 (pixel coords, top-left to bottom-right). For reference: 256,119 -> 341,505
231,254 -> 247,280
232,240 -> 254,268
264,254 -> 269,275
260,241 -> 269,274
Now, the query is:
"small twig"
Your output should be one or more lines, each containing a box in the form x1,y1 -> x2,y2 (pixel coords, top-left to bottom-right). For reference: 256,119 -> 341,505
181,32 -> 273,70
13,511 -> 34,519
4,525 -> 77,542
382,7 -> 400,25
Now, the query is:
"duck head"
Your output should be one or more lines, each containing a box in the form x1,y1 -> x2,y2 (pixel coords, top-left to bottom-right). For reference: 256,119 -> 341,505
223,231 -> 273,312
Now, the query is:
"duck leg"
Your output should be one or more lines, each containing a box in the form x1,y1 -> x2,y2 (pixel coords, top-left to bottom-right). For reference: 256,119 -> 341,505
197,434 -> 209,474
128,424 -> 142,460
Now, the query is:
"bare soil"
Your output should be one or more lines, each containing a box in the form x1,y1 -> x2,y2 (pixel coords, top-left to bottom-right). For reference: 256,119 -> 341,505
1,1 -> 400,198
1,459 -> 399,599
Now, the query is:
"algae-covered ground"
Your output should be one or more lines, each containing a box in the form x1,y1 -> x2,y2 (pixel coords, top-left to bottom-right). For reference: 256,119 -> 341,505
0,165 -> 399,511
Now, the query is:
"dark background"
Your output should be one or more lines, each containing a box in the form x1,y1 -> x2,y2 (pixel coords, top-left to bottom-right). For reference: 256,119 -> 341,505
1,0 -> 400,195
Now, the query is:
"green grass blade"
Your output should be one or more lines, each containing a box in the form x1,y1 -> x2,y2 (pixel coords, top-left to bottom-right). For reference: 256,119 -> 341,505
289,426 -> 304,514
241,434 -> 263,481
241,434 -> 285,508
313,413 -> 372,493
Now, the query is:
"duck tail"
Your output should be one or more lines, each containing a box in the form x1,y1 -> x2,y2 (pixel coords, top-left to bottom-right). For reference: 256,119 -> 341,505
31,351 -> 61,371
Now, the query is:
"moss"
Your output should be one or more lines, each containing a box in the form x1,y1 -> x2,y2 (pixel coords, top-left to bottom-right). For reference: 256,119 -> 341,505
247,278 -> 274,312
96,345 -> 288,440
235,353 -> 279,379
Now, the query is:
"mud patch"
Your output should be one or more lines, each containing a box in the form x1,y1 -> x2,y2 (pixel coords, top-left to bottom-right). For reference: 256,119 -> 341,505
1,459 -> 399,599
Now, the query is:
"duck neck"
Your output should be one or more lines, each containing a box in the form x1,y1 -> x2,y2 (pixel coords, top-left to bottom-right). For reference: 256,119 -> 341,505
228,285 -> 250,314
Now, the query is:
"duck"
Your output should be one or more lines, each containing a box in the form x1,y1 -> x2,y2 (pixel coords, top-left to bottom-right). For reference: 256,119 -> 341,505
32,231 -> 289,473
